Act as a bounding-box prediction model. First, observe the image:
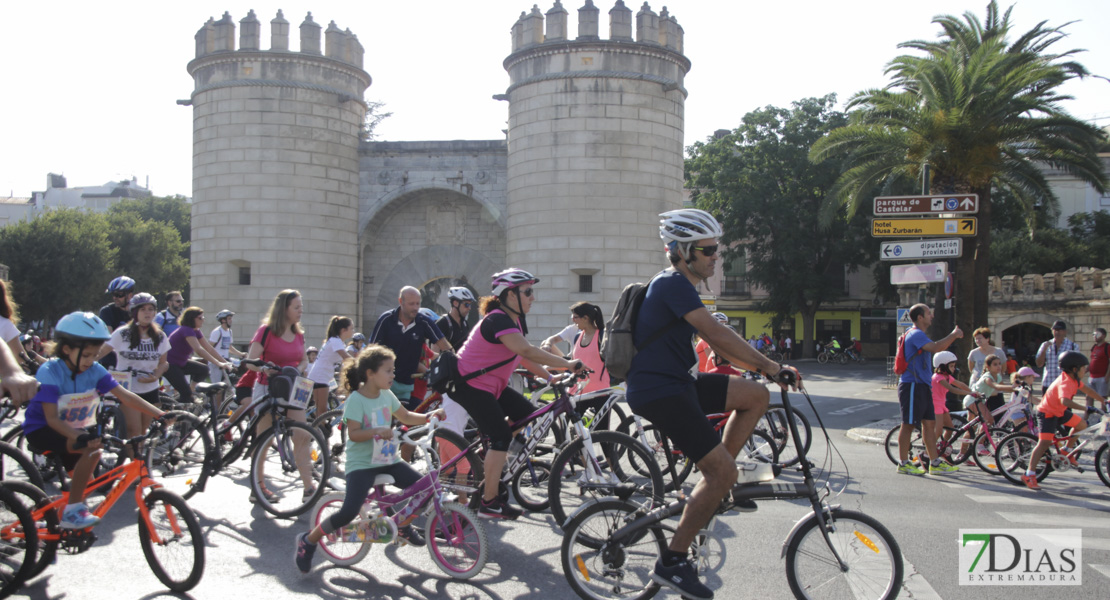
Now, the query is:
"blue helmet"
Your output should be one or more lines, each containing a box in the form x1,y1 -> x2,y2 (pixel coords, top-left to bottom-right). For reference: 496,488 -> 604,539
105,276 -> 136,293
419,308 -> 439,322
55,312 -> 112,342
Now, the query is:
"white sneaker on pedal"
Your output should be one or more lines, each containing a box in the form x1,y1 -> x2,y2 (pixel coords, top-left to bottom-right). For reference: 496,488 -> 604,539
735,460 -> 774,485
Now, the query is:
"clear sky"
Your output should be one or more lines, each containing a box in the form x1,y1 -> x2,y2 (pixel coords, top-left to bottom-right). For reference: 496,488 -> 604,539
2,0 -> 1107,199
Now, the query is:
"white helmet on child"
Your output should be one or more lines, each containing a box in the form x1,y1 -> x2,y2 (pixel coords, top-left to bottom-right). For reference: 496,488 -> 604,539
711,312 -> 729,324
932,350 -> 957,369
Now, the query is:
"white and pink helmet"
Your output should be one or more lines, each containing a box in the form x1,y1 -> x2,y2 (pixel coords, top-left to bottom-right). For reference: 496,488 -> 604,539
491,268 -> 539,296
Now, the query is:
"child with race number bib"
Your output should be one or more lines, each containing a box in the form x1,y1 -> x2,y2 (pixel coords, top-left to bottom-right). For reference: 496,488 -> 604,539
307,316 -> 354,416
294,344 -> 445,573
23,312 -> 167,529
965,355 -> 1014,427
930,351 -> 974,446
1023,352 -> 1107,489
97,293 -> 171,439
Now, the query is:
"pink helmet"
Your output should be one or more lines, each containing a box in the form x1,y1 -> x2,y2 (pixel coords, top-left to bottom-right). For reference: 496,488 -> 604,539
491,268 -> 539,296
1016,366 -> 1039,379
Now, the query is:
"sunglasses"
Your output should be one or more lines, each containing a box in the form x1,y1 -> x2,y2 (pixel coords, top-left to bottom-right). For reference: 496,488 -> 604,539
694,244 -> 718,257
462,302 -> 472,308
518,288 -> 534,297
113,292 -> 129,298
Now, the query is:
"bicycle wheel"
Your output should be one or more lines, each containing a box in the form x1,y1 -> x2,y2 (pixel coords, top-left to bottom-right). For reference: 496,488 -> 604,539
311,409 -> 347,479
836,353 -> 849,365
970,428 -> 1010,475
883,424 -> 923,465
0,441 -> 45,491
511,458 -> 552,512
617,414 -> 691,493
250,420 -> 330,518
785,508 -> 903,600
145,411 -> 214,500
548,431 -> 664,532
425,502 -> 487,579
1,481 -> 55,579
0,483 -> 37,596
561,498 -> 667,600
742,429 -> 779,464
762,403 -> 811,468
429,428 -> 484,499
1,428 -> 63,492
138,489 -> 205,592
995,432 -> 1051,485
313,492 -> 370,566
1096,443 -> 1110,489
817,352 -> 829,364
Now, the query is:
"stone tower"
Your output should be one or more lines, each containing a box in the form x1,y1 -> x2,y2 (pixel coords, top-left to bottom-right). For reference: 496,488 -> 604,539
503,1 -> 690,333
186,10 -> 370,337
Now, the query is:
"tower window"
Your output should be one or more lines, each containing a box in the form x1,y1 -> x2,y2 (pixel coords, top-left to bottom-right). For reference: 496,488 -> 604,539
579,274 -> 593,293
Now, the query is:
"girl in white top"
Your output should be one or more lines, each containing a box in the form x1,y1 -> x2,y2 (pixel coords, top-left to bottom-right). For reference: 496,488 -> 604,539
308,316 -> 354,415
97,293 -> 171,438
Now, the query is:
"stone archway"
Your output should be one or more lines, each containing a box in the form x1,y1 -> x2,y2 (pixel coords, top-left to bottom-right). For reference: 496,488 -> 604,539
360,188 -> 505,327
994,312 -> 1056,367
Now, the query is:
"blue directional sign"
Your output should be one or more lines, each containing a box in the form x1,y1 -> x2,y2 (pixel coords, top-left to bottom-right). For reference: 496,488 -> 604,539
946,197 -> 959,211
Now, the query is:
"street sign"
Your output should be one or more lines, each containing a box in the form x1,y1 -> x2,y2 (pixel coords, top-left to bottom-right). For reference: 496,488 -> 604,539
871,218 -> 977,237
891,261 -> 948,285
880,239 -> 962,261
873,194 -> 979,216
896,308 -> 912,329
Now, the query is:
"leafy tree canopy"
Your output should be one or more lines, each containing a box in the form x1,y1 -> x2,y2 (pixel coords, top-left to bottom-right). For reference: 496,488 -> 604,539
686,95 -> 874,353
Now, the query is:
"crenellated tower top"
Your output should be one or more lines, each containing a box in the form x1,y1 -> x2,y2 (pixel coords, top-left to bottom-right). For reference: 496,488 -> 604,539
192,9 -> 364,69
509,1 -> 684,53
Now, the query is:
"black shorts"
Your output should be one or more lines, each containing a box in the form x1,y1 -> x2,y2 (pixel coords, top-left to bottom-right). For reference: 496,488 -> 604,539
26,426 -> 82,471
1036,409 -> 1082,440
986,393 -> 1005,414
631,373 -> 729,464
450,381 -> 537,451
899,381 -> 935,425
312,382 -> 329,390
137,389 -> 161,407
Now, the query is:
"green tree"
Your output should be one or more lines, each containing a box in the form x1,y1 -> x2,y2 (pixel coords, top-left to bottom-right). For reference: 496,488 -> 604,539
108,195 -> 191,254
0,208 -> 116,324
106,212 -> 190,300
686,95 -> 873,357
811,2 -> 1108,359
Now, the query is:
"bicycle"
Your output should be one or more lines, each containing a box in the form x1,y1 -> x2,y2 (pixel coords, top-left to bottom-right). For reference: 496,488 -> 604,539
560,381 -> 904,600
0,415 -> 205,592
310,417 -> 489,579
0,398 -> 47,491
0,482 -> 37,597
995,409 -> 1110,487
149,360 -> 330,517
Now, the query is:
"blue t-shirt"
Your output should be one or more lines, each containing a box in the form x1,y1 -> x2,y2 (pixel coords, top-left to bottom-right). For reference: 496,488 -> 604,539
899,327 -> 933,385
626,270 -> 702,408
370,307 -> 445,385
23,358 -> 118,434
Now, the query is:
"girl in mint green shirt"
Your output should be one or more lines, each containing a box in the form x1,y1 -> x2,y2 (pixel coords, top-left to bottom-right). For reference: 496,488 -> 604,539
294,344 -> 444,574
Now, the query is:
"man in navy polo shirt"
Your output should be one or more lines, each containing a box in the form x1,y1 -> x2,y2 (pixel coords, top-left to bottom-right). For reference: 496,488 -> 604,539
370,286 -> 451,409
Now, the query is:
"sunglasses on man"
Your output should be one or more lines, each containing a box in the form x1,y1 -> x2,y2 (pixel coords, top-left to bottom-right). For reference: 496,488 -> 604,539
693,244 -> 718,257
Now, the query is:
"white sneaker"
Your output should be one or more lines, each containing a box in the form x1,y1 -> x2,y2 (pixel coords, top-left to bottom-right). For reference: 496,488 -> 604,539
60,503 -> 100,529
736,460 -> 774,485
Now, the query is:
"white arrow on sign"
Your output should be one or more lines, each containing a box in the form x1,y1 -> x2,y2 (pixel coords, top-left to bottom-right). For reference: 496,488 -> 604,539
891,261 -> 949,285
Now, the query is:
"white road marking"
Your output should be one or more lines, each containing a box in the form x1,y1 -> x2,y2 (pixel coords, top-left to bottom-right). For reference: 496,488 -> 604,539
901,554 -> 943,599
966,493 -> 1110,512
996,512 -> 1110,528
1090,563 -> 1110,579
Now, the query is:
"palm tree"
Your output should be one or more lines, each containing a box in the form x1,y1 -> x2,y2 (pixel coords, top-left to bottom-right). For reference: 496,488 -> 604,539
810,1 -> 1107,356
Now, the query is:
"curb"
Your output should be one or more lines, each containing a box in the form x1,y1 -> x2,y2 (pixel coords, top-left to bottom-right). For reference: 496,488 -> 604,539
845,416 -> 901,444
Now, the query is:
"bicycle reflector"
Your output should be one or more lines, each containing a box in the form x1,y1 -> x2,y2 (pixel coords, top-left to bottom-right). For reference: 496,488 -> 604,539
575,554 -> 590,581
854,530 -> 880,554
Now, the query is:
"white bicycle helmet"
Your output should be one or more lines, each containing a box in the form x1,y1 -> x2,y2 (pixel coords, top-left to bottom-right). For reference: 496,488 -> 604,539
129,293 -> 157,311
932,350 -> 957,369
711,312 -> 729,324
659,209 -> 723,245
447,286 -> 476,303
216,309 -> 235,322
306,346 -> 319,354
491,268 -> 539,296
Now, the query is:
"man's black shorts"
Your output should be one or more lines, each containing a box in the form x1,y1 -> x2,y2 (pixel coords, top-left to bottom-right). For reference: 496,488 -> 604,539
898,381 -> 935,425
631,373 -> 729,464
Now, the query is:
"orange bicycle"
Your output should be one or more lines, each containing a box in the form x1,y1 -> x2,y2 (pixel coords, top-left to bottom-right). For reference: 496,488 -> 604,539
0,412 -> 205,592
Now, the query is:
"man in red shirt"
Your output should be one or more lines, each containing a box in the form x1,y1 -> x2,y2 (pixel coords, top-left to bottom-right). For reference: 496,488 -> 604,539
1090,327 -> 1108,399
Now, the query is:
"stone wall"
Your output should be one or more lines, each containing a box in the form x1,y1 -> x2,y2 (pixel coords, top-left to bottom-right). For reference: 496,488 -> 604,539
988,267 -> 1110,334
188,10 -> 369,337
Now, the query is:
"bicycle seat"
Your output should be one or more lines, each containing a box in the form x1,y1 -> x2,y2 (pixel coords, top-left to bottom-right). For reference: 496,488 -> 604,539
195,382 -> 228,395
372,473 -> 395,487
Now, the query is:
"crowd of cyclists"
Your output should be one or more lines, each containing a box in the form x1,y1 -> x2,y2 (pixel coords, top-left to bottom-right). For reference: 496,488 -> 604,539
4,206 -> 1102,599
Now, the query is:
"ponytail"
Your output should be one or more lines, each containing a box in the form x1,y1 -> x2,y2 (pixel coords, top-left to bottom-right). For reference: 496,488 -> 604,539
339,344 -> 395,393
324,315 -> 353,345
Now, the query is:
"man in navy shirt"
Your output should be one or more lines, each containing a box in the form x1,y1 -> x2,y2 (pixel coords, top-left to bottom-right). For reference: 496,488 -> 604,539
370,286 -> 451,409
627,209 -> 799,600
896,303 -> 962,475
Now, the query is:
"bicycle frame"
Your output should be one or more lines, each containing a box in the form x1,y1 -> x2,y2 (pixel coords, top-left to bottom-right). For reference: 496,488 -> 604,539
1,432 -> 179,548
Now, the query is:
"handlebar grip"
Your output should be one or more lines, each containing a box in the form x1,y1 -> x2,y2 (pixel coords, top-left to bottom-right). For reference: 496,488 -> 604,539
73,432 -> 99,450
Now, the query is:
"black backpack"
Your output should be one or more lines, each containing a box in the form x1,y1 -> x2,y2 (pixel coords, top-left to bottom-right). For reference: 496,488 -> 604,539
600,273 -> 682,382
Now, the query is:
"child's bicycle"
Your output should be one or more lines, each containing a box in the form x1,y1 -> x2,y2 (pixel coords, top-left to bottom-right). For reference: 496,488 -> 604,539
310,417 -> 489,579
0,413 -> 205,592
560,378 -> 904,600
0,481 -> 38,597
995,408 -> 1110,487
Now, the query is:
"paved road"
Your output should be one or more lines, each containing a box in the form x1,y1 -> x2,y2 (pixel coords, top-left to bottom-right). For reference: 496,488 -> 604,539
8,361 -> 1110,599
